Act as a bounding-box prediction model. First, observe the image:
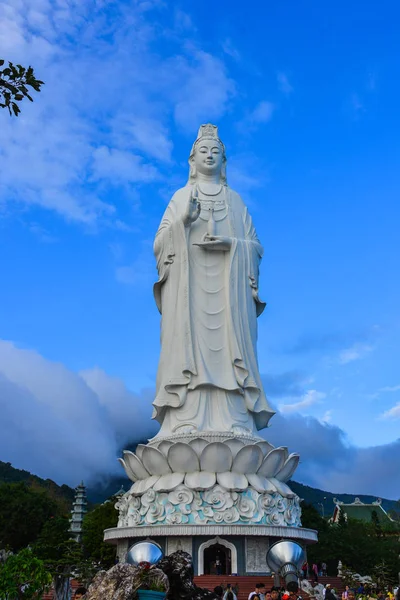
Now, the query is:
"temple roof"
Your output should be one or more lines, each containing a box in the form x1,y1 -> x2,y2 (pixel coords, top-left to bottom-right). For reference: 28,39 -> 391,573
332,497 -> 393,524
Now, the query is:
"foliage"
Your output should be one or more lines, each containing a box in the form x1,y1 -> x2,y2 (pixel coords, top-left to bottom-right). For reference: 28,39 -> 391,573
371,510 -> 382,537
0,60 -> 43,116
0,548 -> 51,600
0,461 -> 75,514
34,517 -> 97,599
137,562 -> 168,592
0,482 -> 59,551
82,500 -> 118,569
371,560 -> 395,589
340,564 -> 366,589
304,511 -> 400,580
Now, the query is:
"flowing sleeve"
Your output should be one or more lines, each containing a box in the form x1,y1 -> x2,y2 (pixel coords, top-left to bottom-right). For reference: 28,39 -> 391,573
153,200 -> 177,314
242,205 -> 266,317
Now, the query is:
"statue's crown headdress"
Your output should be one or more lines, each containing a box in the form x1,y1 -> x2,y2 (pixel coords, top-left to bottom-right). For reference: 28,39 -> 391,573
196,123 -> 220,142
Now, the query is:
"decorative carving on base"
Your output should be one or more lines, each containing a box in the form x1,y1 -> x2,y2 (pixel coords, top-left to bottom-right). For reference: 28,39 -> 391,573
115,484 -> 301,528
246,537 -> 270,573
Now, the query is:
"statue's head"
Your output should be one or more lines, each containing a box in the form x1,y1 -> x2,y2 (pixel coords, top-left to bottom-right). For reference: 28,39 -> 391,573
188,123 -> 227,184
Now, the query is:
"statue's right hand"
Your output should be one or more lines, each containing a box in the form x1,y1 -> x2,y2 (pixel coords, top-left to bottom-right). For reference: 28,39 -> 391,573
183,187 -> 201,226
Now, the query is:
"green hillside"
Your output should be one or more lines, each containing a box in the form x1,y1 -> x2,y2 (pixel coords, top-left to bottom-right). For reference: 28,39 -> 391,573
0,461 -> 75,513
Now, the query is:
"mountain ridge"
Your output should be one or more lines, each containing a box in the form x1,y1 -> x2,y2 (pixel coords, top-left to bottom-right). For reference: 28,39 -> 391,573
1,460 -> 397,516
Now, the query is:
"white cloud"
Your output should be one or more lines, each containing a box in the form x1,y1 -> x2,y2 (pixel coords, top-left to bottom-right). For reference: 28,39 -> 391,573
237,100 -> 275,136
278,389 -> 326,414
111,117 -> 173,163
1,338 -> 399,497
0,0 -> 236,225
0,339 -> 156,486
379,384 -> 400,393
221,38 -> 241,62
380,403 -> 400,420
91,147 -> 160,185
251,101 -> 275,123
320,409 -> 333,424
171,49 -> 236,130
114,239 -> 155,286
338,343 -> 373,364
266,411 -> 400,498
277,72 -> 293,95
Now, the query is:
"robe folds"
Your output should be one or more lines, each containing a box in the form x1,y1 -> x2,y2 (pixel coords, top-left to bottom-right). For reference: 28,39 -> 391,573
152,184 -> 275,437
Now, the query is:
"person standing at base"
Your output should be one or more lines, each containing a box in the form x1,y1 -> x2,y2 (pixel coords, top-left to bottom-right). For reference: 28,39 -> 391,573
249,583 -> 266,600
224,584 -> 238,600
287,581 -> 303,600
271,587 -> 281,600
312,563 -> 319,583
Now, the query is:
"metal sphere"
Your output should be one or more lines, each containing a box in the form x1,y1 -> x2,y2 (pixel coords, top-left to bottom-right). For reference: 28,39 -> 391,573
126,541 -> 164,566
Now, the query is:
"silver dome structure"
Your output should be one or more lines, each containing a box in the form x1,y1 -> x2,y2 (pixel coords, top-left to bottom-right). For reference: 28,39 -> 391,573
126,540 -> 163,566
266,540 -> 305,583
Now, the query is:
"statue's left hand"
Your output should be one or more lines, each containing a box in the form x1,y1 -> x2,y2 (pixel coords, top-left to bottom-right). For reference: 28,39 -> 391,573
194,234 -> 232,251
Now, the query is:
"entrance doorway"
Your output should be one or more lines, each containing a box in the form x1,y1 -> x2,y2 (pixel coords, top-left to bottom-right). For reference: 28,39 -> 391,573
203,543 -> 232,575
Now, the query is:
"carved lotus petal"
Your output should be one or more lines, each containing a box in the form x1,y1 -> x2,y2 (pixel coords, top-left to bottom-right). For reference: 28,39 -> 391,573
256,441 -> 275,456
200,442 -> 232,473
123,450 -> 150,480
189,438 -> 208,456
247,473 -> 277,493
232,445 -> 263,474
131,475 -> 160,495
185,471 -> 216,490
135,444 -> 146,460
217,471 -> 248,490
246,473 -> 268,493
118,458 -> 137,482
257,447 -> 286,477
153,472 -> 185,492
167,442 -> 200,473
224,438 -> 245,457
274,453 -> 300,482
142,446 -> 172,475
157,440 -> 174,457
269,477 -> 295,498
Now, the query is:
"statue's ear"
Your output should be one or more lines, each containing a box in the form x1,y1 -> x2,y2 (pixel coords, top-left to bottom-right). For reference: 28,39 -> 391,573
221,160 -> 227,185
188,157 -> 197,183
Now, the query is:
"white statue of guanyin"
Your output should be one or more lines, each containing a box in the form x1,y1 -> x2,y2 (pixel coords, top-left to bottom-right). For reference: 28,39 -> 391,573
152,124 -> 274,439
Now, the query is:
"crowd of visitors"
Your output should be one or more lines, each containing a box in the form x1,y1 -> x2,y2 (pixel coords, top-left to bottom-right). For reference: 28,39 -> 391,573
321,582 -> 400,600
212,576 -> 399,600
339,583 -> 399,600
213,581 -> 303,600
301,561 -> 327,581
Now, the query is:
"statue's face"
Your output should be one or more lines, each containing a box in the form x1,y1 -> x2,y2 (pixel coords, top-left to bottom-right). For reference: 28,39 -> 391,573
193,139 -> 223,177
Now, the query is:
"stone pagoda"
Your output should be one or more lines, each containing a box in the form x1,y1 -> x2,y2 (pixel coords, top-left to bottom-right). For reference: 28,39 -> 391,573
104,124 -> 317,575
69,481 -> 87,543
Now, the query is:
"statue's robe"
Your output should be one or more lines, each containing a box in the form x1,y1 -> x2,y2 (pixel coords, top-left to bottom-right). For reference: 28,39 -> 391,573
152,184 -> 275,437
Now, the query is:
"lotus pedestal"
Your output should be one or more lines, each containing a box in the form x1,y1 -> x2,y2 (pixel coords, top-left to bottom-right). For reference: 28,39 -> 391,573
105,434 -> 317,576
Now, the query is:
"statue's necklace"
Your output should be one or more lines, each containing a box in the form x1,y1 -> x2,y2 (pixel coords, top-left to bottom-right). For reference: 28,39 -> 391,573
197,182 -> 223,197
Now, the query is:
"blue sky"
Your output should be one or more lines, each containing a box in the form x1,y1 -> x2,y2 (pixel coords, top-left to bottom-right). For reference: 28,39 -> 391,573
0,0 -> 399,498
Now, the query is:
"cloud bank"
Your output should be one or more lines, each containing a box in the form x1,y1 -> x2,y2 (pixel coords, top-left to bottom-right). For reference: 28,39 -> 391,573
0,0 -> 236,227
0,339 -> 399,498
